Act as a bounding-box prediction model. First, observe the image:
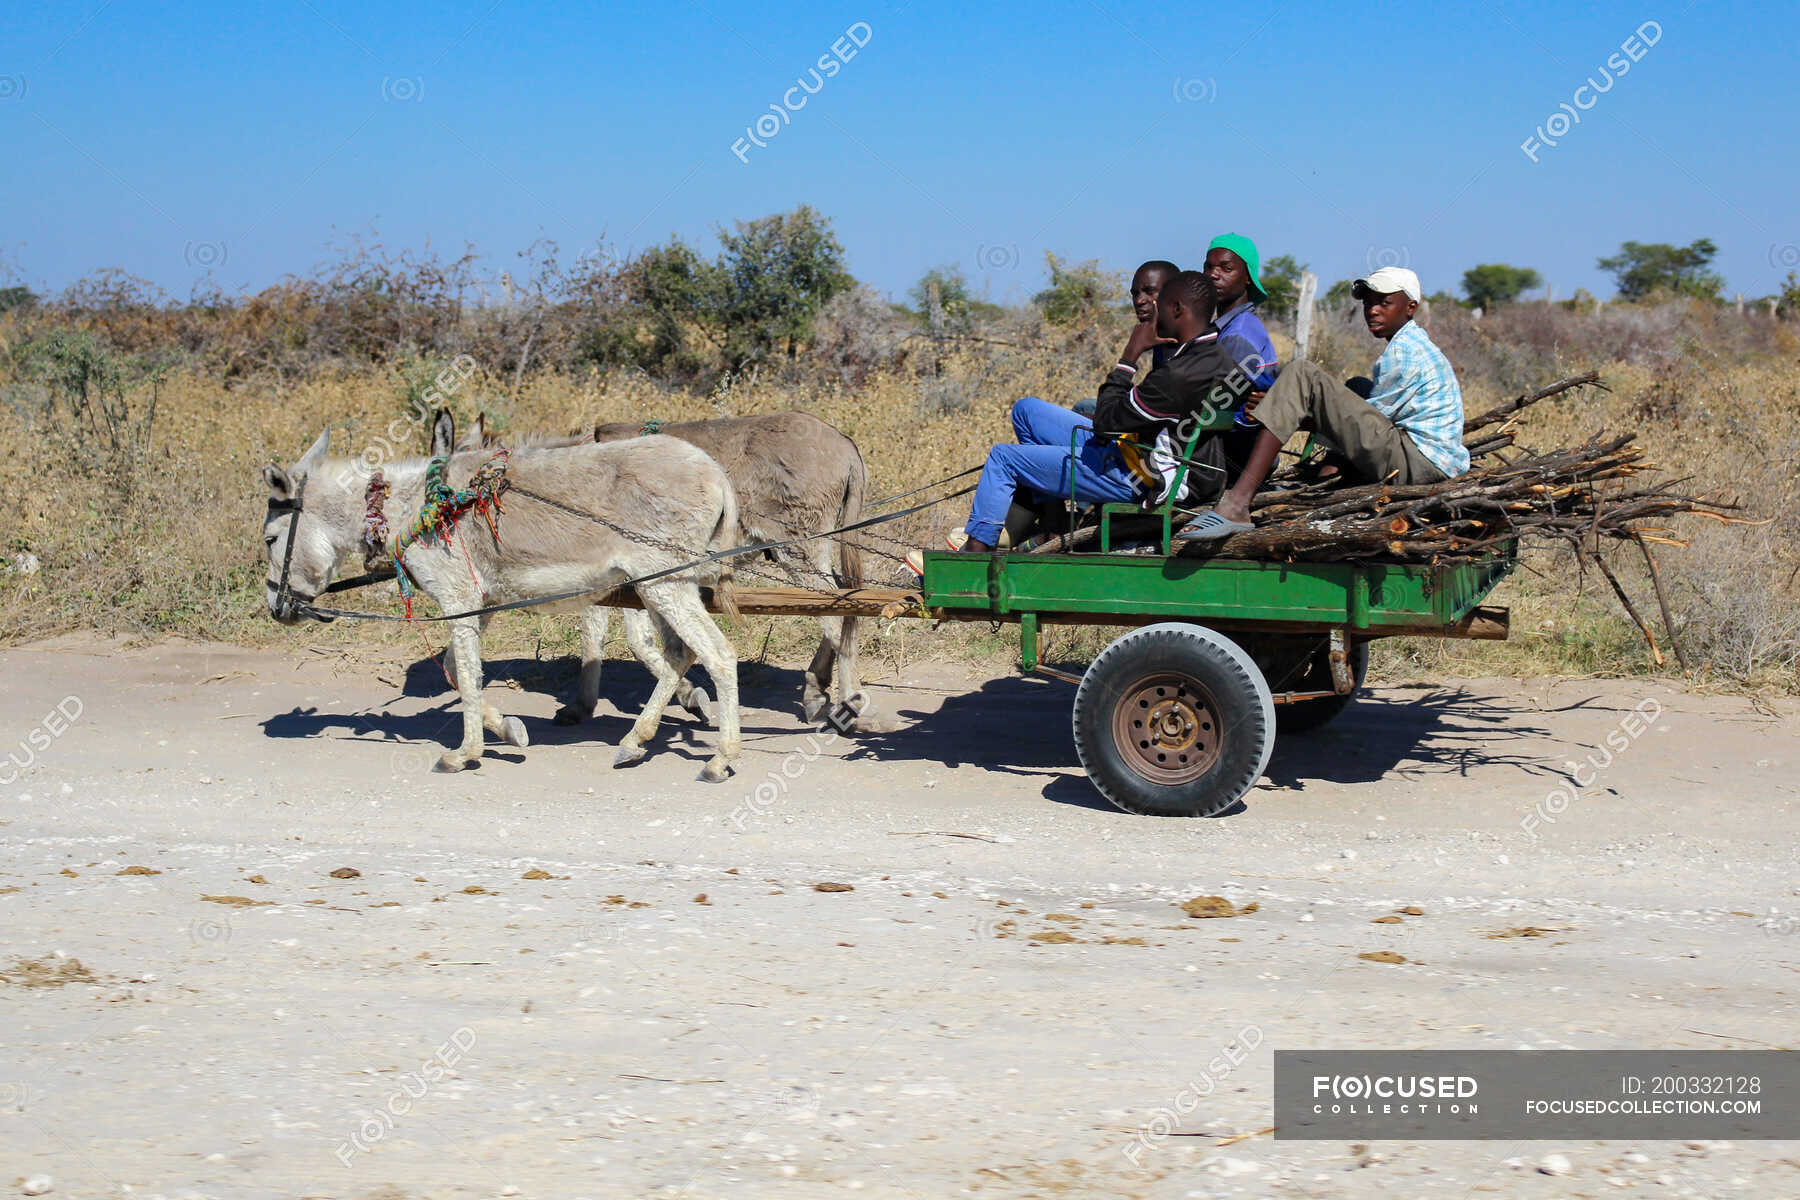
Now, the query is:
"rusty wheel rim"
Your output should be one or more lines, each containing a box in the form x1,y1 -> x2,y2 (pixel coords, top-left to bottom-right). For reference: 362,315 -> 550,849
1112,672 -> 1221,786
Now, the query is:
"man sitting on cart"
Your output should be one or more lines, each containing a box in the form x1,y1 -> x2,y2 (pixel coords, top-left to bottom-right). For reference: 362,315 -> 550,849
1178,265 -> 1469,541
938,270 -> 1258,557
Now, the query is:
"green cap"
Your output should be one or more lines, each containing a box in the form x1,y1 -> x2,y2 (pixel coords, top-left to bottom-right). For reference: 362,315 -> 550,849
1207,232 -> 1266,304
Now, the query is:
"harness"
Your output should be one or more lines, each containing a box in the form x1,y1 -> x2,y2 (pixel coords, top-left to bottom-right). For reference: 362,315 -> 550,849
269,451 -> 511,622
268,478 -> 309,621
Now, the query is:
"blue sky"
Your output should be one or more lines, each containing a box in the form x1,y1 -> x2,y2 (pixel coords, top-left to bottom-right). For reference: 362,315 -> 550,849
3,0 -> 1793,305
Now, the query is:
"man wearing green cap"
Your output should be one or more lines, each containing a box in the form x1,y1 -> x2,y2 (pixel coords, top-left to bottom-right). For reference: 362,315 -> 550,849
1204,233 -> 1278,396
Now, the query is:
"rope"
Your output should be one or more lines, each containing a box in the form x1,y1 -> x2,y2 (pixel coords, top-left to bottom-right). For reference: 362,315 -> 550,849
865,464 -> 983,509
385,451 -> 509,617
298,481 -> 974,625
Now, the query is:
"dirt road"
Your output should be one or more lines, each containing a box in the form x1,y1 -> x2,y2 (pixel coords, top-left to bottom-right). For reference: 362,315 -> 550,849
2,636 -> 1796,1198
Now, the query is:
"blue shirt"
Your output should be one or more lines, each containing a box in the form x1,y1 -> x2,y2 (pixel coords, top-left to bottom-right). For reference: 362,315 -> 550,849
1212,301 -> 1278,391
1366,320 -> 1469,477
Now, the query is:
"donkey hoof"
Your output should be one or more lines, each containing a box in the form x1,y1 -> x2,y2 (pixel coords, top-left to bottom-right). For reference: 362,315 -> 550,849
801,697 -> 827,723
502,716 -> 530,749
434,753 -> 468,773
612,744 -> 647,769
553,705 -> 586,727
682,687 -> 716,725
698,761 -> 733,783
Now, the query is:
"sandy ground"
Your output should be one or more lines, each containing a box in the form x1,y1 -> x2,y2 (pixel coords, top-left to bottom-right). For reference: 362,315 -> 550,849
1,634 -> 1797,1200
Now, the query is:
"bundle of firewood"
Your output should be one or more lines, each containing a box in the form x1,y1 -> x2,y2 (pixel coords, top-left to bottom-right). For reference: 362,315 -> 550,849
1187,432 -> 1741,564
1176,369 -> 1754,666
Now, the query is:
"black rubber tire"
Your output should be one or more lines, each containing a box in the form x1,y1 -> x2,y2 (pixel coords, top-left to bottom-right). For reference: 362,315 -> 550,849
1274,639 -> 1370,734
1073,622 -> 1275,817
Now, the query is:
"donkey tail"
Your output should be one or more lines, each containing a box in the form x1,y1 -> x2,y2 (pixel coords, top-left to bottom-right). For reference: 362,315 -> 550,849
836,446 -> 866,590
709,476 -> 742,623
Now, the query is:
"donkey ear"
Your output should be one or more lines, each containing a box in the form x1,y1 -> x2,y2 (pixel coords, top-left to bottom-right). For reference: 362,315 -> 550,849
431,408 -> 456,458
295,428 -> 331,475
264,464 -> 295,501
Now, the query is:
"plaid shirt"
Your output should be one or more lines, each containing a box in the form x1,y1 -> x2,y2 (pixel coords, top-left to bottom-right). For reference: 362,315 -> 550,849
1366,321 -> 1469,477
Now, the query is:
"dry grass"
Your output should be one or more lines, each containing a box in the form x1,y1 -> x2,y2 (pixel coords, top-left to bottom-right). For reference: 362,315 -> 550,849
1,301 -> 1795,694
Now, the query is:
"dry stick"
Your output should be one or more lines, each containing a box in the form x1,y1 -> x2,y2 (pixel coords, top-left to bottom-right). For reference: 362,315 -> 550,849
1635,533 -> 1691,673
1585,544 -> 1664,666
1462,370 -> 1606,434
511,322 -> 538,397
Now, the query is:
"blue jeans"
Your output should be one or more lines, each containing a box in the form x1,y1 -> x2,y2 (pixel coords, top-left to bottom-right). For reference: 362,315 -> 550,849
965,397 -> 1141,544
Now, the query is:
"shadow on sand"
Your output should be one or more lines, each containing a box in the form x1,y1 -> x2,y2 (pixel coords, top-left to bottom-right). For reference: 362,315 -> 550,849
259,653 -> 816,769
260,650 -> 1585,802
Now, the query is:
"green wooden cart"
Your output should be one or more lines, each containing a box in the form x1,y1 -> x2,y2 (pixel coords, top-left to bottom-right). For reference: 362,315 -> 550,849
910,542 -> 1515,816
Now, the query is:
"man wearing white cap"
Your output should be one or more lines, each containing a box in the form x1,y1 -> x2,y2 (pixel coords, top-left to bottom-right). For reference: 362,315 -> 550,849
1177,265 -> 1469,540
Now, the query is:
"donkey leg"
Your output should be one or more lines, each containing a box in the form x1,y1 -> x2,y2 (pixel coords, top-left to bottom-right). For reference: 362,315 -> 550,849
802,623 -> 836,724
556,605 -> 611,725
613,607 -> 684,768
655,619 -> 713,725
437,618 -> 493,772
652,587 -> 740,783
834,612 -> 877,731
472,614 -> 525,747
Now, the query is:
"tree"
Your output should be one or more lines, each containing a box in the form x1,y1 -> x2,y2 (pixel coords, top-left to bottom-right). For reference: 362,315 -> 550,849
1595,238 -> 1723,301
1779,271 -> 1800,318
1461,263 -> 1541,309
1322,279 -> 1357,310
908,266 -> 974,330
0,285 -> 36,314
610,238 -> 716,374
1256,254 -> 1307,318
709,204 -> 853,367
1033,253 -> 1123,326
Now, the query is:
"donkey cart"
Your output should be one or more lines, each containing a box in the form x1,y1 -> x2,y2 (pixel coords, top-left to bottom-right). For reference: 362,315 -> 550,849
620,539 -> 1516,819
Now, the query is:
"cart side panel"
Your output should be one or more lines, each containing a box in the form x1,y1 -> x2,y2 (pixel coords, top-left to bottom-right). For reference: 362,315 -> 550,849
920,549 -> 1514,632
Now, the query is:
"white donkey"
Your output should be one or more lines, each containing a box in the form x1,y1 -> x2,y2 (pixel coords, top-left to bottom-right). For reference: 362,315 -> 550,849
261,427 -> 744,780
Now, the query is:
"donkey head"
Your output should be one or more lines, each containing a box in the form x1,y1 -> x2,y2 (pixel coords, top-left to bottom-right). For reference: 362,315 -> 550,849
261,427 -> 344,624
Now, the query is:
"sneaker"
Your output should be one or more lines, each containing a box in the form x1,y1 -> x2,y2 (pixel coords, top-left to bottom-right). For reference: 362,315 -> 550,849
904,548 -> 925,578
946,528 -> 1010,551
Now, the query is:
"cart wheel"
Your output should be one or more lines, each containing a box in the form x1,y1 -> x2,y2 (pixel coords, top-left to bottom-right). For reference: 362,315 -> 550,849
1073,622 -> 1275,817
1276,640 -> 1370,734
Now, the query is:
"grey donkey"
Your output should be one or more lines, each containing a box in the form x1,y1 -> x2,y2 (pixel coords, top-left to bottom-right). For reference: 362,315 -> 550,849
439,409 -> 879,731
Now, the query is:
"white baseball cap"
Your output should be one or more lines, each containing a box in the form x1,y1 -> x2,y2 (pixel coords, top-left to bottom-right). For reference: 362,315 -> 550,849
1352,267 -> 1421,302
